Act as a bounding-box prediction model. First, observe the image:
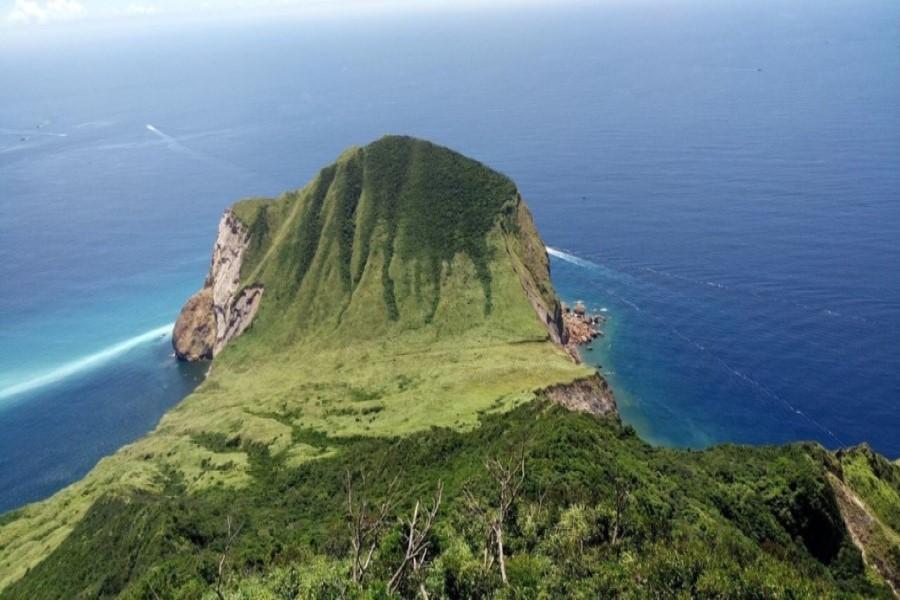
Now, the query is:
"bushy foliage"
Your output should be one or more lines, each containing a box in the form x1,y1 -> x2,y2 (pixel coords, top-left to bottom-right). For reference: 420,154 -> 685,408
3,402 -> 892,599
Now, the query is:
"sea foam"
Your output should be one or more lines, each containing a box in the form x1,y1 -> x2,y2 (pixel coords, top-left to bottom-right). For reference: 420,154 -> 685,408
0,324 -> 174,403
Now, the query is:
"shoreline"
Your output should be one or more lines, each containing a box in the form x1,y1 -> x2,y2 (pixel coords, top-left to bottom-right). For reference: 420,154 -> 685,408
561,300 -> 606,363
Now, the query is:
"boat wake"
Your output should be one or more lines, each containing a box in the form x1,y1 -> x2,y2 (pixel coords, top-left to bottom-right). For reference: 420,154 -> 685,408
145,123 -> 262,180
0,324 -> 174,403
544,246 -> 845,446
546,247 -> 596,269
0,127 -> 68,138
146,123 -> 194,154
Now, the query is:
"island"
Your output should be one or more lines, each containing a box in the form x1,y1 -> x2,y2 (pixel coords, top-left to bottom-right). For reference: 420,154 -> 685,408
0,136 -> 897,598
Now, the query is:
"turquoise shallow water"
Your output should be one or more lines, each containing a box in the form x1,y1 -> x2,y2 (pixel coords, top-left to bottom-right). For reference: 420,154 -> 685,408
1,0 -> 898,513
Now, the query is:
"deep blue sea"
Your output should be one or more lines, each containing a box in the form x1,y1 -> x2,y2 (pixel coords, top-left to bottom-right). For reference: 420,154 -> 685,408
1,0 -> 898,513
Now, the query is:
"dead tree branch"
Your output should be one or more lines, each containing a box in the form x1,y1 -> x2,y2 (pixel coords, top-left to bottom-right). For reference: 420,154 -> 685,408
611,476 -> 632,546
213,515 -> 243,600
388,481 -> 443,597
345,469 -> 399,584
463,444 -> 527,585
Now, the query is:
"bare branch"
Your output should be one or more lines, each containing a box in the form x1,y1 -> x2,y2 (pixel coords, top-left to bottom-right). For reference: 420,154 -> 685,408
466,444 -> 528,585
611,476 -> 632,546
213,515 -> 243,600
388,481 -> 443,596
346,469 -> 400,583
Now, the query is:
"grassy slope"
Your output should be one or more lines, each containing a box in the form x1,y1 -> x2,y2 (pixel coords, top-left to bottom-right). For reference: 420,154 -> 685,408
0,137 -> 589,591
833,446 -> 900,589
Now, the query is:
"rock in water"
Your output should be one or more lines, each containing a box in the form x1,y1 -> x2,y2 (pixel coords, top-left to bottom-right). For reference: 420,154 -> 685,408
172,288 -> 215,360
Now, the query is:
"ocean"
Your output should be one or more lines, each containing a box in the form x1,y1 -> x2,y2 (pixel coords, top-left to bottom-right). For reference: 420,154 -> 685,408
1,0 -> 898,513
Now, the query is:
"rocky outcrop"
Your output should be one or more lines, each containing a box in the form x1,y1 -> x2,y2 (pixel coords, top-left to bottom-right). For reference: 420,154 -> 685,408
828,473 -> 899,595
540,373 -> 617,417
560,303 -> 606,362
522,278 -> 568,347
215,285 -> 263,353
505,197 -> 568,347
173,210 -> 264,361
172,288 -> 216,360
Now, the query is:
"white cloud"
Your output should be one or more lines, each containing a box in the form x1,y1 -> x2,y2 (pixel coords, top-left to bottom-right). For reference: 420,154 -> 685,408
126,3 -> 158,16
7,0 -> 86,25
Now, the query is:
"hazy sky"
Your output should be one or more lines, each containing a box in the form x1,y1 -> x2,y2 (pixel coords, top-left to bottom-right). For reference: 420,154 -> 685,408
1,0 -> 542,27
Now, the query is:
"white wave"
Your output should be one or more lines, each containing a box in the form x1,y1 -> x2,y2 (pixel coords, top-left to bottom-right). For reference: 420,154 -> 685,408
146,124 -> 194,153
75,119 -> 116,129
0,127 -> 67,138
0,324 -> 174,402
146,123 -> 174,143
619,297 -> 641,312
546,247 -> 643,312
546,246 -> 597,269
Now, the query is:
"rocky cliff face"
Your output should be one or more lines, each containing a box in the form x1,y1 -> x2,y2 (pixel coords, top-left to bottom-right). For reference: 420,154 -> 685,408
540,373 -> 617,417
172,210 -> 264,360
504,195 -> 568,347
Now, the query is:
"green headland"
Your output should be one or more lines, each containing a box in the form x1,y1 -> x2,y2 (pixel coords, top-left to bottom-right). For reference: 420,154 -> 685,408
0,136 -> 897,599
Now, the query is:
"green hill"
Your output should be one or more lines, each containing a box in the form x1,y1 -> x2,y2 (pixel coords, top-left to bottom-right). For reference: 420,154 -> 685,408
0,136 -> 897,599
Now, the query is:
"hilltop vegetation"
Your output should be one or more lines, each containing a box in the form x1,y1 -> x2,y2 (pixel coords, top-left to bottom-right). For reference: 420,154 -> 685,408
3,402 -> 897,599
0,137 -> 897,598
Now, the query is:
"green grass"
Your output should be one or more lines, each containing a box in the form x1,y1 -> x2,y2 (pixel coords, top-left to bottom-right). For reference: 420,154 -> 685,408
834,445 -> 900,588
838,445 -> 900,533
0,136 -> 897,598
1,403 -> 892,599
228,136 -> 542,348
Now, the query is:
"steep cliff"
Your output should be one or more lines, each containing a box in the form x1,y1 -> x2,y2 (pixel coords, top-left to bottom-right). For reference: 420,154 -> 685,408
540,373 -> 616,417
830,445 -> 900,593
172,211 -> 264,360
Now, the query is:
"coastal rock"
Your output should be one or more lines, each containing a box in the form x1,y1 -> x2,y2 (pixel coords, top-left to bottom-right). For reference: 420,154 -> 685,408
172,288 -> 215,360
173,210 -> 264,361
561,306 -> 604,362
540,373 -> 617,417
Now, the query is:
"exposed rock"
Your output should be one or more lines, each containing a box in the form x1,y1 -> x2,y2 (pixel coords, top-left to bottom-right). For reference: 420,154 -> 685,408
828,473 -> 899,595
172,288 -> 215,360
562,307 -> 604,362
506,197 -> 568,347
540,373 -> 617,417
523,287 -> 568,347
172,210 -> 264,361
215,285 -> 264,354
574,301 -> 586,316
